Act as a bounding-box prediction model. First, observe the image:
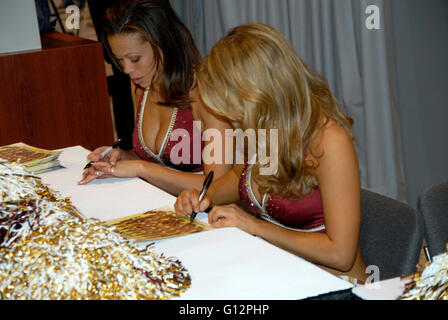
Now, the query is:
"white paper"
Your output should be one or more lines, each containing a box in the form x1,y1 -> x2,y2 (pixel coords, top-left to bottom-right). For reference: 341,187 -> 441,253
39,146 -> 176,221
153,228 -> 353,300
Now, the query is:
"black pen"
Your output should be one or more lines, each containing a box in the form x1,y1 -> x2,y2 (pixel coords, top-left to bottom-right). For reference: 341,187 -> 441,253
190,171 -> 214,223
83,139 -> 122,170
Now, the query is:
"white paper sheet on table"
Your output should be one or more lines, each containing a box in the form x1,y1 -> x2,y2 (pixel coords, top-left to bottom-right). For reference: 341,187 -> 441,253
152,228 -> 353,300
39,146 -> 176,221
38,146 -> 354,300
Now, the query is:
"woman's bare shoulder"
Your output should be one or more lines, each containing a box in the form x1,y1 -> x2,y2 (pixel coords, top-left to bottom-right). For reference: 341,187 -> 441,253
321,120 -> 353,151
306,119 -> 356,174
310,120 -> 353,153
312,120 -> 359,181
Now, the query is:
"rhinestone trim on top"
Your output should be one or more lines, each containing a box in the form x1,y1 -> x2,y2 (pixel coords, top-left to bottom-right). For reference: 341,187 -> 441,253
137,89 -> 178,166
245,164 -> 326,233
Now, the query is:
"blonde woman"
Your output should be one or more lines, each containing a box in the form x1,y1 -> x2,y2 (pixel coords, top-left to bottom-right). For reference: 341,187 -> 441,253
175,23 -> 368,283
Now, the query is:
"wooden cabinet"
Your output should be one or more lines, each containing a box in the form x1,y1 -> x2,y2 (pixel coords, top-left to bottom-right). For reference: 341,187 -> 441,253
0,32 -> 113,151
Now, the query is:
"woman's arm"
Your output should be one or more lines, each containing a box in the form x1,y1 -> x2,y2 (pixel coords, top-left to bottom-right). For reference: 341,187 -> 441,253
136,161 -> 210,196
208,164 -> 243,205
174,164 -> 243,215
208,124 -> 362,272
173,89 -> 240,212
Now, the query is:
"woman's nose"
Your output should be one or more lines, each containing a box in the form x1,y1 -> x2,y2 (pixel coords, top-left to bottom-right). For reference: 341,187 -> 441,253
122,61 -> 134,75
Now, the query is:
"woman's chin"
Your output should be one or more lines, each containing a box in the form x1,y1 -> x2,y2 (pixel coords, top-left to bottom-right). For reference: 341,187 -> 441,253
138,80 -> 151,89
133,81 -> 149,89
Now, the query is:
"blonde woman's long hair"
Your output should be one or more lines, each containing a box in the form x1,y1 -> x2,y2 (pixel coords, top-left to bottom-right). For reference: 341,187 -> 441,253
198,23 -> 353,199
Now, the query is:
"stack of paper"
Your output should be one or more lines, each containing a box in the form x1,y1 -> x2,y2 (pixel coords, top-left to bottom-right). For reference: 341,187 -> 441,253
0,142 -> 62,174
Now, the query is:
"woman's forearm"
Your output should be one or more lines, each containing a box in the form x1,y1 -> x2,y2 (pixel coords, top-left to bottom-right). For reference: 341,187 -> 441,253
253,220 -> 357,272
207,169 -> 240,206
136,161 -> 206,196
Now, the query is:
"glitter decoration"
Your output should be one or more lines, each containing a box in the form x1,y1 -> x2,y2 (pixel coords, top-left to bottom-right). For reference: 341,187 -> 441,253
398,246 -> 448,300
106,209 -> 209,242
0,162 -> 191,300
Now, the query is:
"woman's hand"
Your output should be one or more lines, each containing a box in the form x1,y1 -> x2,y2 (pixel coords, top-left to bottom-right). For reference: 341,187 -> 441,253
174,189 -> 212,217
208,204 -> 259,235
87,147 -> 121,165
78,166 -> 110,185
78,160 -> 142,185
78,147 -> 123,185
91,160 -> 142,178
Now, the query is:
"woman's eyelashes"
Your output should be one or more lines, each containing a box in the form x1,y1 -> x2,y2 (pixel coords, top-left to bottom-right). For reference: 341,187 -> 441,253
116,57 -> 140,65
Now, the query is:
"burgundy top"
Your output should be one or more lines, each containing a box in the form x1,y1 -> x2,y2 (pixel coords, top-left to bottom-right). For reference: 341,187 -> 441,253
239,164 -> 326,233
132,89 -> 204,172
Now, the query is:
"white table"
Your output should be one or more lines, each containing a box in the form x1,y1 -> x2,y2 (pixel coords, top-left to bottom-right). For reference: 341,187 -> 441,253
39,146 -> 354,300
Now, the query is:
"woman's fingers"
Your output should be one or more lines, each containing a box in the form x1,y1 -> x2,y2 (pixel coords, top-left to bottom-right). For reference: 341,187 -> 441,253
78,168 -> 101,185
81,147 -> 121,185
86,146 -> 108,162
175,189 -> 198,216
78,174 -> 95,185
86,147 -> 121,164
207,204 -> 257,234
108,149 -> 121,165
199,197 -> 211,213
175,189 -> 213,217
92,161 -> 114,175
208,205 -> 232,227
78,162 -> 111,185
92,160 -> 139,178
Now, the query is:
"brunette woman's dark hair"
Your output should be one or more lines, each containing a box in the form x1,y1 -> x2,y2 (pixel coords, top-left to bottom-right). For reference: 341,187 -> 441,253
102,0 -> 201,108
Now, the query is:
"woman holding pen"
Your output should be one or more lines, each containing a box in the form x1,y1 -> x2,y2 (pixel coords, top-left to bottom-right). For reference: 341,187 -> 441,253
78,0 -> 233,195
175,23 -> 368,284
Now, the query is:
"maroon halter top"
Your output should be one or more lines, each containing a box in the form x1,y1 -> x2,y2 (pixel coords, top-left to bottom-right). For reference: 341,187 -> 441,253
132,89 -> 204,172
239,164 -> 326,233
